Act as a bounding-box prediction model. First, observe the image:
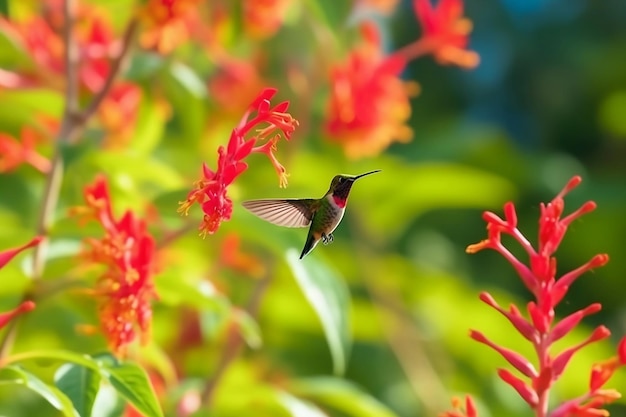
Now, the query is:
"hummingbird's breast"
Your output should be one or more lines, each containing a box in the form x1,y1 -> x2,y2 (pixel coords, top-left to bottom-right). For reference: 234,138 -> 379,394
320,194 -> 345,234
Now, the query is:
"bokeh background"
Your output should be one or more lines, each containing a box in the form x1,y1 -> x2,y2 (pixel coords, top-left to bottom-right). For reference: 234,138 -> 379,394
0,0 -> 625,416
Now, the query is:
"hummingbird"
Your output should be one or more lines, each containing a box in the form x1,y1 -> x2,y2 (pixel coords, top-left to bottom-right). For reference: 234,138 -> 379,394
242,170 -> 380,259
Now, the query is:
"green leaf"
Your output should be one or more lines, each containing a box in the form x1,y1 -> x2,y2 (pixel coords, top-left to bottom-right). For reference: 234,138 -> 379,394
286,250 -> 351,375
276,391 -> 328,417
291,377 -> 398,417
0,365 -> 79,417
97,354 -> 163,417
5,351 -> 163,417
55,364 -> 101,417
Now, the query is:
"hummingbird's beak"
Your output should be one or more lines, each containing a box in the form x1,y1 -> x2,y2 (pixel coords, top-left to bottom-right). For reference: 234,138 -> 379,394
352,169 -> 381,181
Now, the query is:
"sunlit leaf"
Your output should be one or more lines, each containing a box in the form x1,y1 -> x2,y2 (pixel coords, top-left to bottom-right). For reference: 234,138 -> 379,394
276,390 -> 328,417
286,249 -> 351,375
291,377 -> 398,417
94,353 -> 163,417
55,363 -> 100,417
0,365 -> 79,417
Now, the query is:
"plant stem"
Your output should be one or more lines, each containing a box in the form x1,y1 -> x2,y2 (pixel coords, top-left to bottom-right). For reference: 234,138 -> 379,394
0,2 -> 139,359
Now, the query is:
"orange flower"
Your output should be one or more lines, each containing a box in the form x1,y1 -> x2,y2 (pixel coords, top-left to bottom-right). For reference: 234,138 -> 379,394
325,22 -> 418,159
410,0 -> 479,68
243,0 -> 292,39
0,127 -> 51,173
73,175 -> 157,355
139,0 -> 200,53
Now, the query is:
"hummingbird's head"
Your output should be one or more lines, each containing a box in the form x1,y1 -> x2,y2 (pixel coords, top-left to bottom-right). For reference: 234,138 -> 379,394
329,170 -> 381,201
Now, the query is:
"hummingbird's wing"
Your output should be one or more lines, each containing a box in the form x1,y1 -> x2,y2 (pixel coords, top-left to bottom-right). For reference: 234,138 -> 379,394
242,199 -> 317,228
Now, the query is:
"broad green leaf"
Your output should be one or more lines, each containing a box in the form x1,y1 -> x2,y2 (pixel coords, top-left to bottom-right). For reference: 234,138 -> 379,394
97,355 -> 163,417
55,364 -> 100,417
5,351 -> 163,417
0,365 -> 79,417
276,391 -> 328,417
91,383 -> 126,417
291,377 -> 398,417
286,250 -> 351,375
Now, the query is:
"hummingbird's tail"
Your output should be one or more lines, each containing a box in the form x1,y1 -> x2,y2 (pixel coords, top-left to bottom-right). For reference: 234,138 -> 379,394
299,233 -> 319,259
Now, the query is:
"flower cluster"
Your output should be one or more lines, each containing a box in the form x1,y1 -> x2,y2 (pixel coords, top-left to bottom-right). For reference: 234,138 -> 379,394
326,0 -> 478,159
325,22 -> 418,159
72,175 -> 157,355
139,0 -> 200,53
0,2 -> 141,146
0,237 -> 41,332
178,88 -> 298,237
461,176 -> 625,416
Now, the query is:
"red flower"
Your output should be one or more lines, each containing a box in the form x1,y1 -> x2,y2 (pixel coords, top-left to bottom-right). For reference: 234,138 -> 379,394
466,176 -> 615,415
72,175 -> 157,355
440,396 -> 478,417
410,0 -> 479,68
0,238 -> 41,330
325,22 -> 419,159
139,0 -> 200,53
0,236 -> 43,270
97,82 -> 143,148
178,88 -> 298,237
243,0 -> 292,39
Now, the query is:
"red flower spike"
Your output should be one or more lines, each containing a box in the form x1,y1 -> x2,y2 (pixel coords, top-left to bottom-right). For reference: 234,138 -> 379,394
552,326 -> 611,379
527,301 -> 550,334
533,366 -> 554,394
0,301 -> 36,329
179,89 -> 298,235
550,304 -> 602,344
470,330 -> 537,378
0,236 -> 43,269
498,368 -> 539,407
481,210 -> 508,228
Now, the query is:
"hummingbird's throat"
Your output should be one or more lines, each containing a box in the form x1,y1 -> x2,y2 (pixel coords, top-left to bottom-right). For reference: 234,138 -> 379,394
332,195 -> 347,208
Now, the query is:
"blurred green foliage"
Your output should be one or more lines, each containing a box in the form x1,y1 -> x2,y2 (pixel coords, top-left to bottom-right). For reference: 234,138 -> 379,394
0,0 -> 625,416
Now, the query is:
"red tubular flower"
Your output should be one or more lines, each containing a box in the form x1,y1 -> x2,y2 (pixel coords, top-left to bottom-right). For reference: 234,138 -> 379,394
0,236 -> 43,269
178,88 -> 298,236
0,301 -> 36,330
325,22 -> 418,159
463,176 -> 616,416
408,0 -> 479,68
72,175 -> 157,355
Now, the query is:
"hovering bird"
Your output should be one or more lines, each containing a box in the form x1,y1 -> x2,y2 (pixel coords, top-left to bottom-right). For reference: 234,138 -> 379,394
242,170 -> 381,259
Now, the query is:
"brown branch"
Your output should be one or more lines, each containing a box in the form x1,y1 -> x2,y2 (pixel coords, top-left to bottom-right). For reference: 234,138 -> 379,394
0,4 -> 140,359
201,271 -> 273,407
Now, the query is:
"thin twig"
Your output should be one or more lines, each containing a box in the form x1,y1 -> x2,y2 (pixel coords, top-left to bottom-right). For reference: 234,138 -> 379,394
201,271 -> 273,406
79,18 -> 139,123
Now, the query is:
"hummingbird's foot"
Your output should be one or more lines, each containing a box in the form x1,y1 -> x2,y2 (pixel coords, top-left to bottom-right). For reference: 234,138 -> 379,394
322,233 -> 334,245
